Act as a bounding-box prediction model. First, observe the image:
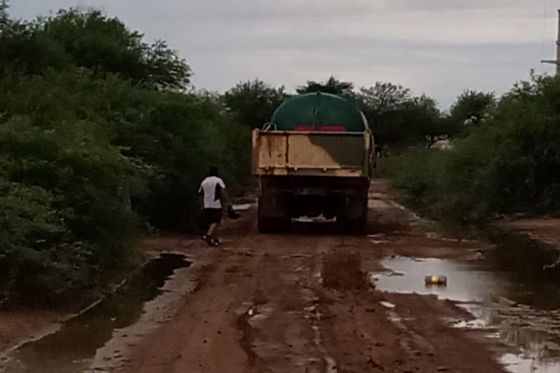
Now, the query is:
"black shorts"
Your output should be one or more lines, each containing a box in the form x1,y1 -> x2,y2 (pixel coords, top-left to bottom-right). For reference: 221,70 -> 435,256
203,208 -> 223,225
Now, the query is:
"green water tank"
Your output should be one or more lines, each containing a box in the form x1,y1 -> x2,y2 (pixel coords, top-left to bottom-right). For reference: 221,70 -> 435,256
270,92 -> 368,132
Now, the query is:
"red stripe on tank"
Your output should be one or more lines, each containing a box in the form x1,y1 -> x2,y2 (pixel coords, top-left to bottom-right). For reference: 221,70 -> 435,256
293,125 -> 347,132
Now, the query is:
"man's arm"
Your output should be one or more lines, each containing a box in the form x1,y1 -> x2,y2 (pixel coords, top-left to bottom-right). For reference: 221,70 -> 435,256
218,180 -> 231,209
221,189 -> 231,209
198,185 -> 204,209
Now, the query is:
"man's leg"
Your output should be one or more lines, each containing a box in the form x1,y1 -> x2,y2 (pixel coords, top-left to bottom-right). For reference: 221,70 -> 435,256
211,222 -> 221,245
207,222 -> 218,239
204,209 -> 222,246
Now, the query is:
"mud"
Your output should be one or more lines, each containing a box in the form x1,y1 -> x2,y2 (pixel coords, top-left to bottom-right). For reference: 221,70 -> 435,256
321,249 -> 367,291
0,254 -> 189,373
373,233 -> 560,373
91,180 -> 507,373
2,179 -> 560,373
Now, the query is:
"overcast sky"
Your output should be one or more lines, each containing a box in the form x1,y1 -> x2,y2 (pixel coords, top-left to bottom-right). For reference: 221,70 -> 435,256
8,0 -> 560,108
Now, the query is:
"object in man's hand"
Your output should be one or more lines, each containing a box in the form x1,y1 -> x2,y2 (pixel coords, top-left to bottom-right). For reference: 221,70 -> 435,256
227,206 -> 241,220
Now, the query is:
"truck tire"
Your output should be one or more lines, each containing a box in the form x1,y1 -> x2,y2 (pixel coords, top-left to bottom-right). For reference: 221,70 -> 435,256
339,214 -> 367,235
353,212 -> 368,235
258,217 -> 290,233
339,192 -> 368,235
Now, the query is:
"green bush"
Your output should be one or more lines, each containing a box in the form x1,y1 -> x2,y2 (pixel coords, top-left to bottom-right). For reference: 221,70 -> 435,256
0,9 -> 250,304
388,75 -> 560,223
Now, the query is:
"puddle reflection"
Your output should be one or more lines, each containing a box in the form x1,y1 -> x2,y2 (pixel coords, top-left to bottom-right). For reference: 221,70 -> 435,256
374,254 -> 560,373
0,253 -> 190,373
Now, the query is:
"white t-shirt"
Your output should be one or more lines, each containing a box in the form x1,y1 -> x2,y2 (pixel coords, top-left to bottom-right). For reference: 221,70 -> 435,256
199,176 -> 226,209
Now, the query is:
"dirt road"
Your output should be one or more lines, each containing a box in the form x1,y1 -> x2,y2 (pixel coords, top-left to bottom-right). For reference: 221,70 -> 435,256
83,179 -> 505,373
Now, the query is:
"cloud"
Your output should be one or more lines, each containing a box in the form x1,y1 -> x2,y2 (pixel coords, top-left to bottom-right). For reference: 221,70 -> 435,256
8,0 -> 558,107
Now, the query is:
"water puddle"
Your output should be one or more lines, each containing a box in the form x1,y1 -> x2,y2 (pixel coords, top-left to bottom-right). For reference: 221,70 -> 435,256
373,234 -> 560,373
1,253 -> 190,373
232,203 -> 252,211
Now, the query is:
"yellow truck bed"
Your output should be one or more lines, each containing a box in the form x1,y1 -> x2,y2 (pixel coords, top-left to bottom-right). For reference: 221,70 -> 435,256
252,130 -> 373,178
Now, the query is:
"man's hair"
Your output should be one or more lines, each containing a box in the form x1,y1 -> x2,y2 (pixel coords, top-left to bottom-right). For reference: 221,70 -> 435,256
208,166 -> 219,177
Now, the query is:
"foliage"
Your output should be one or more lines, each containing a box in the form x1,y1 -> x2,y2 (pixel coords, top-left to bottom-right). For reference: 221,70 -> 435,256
297,76 -> 354,96
0,8 -> 249,304
0,9 -> 191,90
0,1 -> 8,31
449,90 -> 496,130
223,79 -> 288,128
356,82 -> 411,115
355,82 -> 447,148
388,75 -> 560,222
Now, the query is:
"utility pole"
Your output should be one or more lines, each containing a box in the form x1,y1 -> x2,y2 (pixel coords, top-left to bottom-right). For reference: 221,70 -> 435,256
542,9 -> 560,76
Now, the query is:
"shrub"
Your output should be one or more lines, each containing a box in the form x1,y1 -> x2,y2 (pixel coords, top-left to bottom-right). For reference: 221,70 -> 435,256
388,75 -> 560,223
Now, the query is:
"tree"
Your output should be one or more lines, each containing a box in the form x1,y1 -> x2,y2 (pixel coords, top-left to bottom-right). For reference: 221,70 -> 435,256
0,6 -> 249,304
223,79 -> 287,128
450,90 -> 496,128
355,83 -> 447,147
0,1 -> 8,32
297,76 -> 354,96
144,39 -> 191,90
356,82 -> 410,116
0,9 -> 191,90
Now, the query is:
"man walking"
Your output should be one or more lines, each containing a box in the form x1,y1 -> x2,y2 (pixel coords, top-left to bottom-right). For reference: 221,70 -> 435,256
198,166 -> 229,246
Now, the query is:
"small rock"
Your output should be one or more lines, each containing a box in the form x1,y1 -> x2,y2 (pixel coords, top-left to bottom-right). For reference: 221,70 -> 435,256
437,367 -> 449,372
217,330 -> 222,335
203,339 -> 208,344
367,357 -> 383,369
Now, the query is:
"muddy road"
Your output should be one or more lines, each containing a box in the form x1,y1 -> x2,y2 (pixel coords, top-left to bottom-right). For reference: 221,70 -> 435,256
4,180 -> 560,372
100,180 -> 507,373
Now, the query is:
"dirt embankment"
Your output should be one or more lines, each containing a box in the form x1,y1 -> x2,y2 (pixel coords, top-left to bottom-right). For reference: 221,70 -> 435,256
501,218 -> 560,248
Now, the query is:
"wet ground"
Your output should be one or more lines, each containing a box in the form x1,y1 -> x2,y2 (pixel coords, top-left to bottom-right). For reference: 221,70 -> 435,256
0,254 -> 190,373
374,233 -> 560,373
1,180 -> 560,373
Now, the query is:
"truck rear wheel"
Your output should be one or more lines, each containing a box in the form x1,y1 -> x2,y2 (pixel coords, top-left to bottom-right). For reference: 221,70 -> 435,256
258,217 -> 290,233
339,192 -> 368,235
339,214 -> 367,235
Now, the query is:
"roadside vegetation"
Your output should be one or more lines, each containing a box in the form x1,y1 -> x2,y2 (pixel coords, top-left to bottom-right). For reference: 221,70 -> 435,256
0,6 -> 249,304
1,3 -> 554,305
387,75 -> 560,223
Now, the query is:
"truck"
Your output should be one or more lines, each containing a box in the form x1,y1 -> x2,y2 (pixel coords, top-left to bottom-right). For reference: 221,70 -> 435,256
252,92 -> 374,233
